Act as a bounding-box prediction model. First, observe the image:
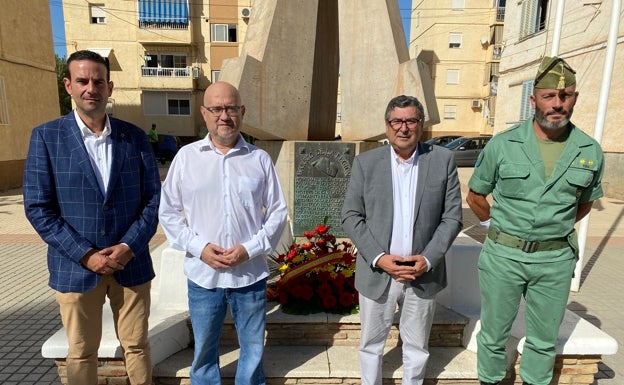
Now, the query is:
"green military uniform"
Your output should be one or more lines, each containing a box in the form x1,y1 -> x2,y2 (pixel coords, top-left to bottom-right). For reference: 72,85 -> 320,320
469,118 -> 604,385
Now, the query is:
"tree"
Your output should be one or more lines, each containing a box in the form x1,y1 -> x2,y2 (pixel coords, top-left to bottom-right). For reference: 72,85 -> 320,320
55,55 -> 72,115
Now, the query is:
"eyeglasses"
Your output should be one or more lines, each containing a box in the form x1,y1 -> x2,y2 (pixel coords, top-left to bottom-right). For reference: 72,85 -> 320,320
202,105 -> 242,116
387,118 -> 422,130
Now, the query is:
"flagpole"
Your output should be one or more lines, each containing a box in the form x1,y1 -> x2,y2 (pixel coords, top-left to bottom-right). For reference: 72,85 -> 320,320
570,0 -> 621,292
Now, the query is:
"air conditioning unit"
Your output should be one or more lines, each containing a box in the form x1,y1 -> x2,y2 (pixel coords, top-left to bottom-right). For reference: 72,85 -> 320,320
471,99 -> 482,108
192,66 -> 200,79
241,7 -> 252,18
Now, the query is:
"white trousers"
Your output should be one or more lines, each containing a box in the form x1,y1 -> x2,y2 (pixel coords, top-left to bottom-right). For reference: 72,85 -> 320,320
359,279 -> 436,385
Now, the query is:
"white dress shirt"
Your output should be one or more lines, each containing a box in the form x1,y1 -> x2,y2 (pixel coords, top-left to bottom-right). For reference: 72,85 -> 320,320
159,134 -> 288,289
75,110 -> 112,194
372,145 -> 430,270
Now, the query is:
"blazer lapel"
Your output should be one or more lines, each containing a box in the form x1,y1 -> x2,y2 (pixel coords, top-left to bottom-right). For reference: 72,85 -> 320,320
413,142 -> 430,222
106,124 -> 127,200
64,115 -> 103,197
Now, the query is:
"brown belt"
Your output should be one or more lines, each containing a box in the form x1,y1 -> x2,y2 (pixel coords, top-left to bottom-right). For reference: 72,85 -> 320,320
487,227 -> 569,253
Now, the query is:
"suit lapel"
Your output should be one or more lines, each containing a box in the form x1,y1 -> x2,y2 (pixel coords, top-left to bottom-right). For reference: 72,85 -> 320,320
414,142 -> 430,223
64,114 -> 103,198
106,122 -> 126,200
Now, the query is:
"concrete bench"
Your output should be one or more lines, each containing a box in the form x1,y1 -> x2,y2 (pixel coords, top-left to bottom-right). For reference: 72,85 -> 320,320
41,242 -> 191,366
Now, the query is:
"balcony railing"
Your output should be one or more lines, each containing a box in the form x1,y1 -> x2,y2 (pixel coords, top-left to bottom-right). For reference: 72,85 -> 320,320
141,66 -> 191,77
139,21 -> 188,30
496,7 -> 505,22
492,44 -> 503,60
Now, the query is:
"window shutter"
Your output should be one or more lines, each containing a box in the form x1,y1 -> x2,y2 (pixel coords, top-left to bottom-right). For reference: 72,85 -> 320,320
519,80 -> 535,121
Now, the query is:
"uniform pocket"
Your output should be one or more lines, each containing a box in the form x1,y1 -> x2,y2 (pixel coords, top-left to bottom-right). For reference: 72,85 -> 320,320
498,163 -> 530,198
559,167 -> 594,203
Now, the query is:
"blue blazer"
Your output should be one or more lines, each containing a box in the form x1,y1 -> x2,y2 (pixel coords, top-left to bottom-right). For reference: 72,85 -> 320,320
341,142 -> 463,300
23,112 -> 161,293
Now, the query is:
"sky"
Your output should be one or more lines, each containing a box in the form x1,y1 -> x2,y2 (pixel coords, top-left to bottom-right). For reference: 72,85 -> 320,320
49,0 -> 412,58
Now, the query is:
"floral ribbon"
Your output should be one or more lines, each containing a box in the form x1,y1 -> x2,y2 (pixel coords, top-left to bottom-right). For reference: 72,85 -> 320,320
281,252 -> 346,284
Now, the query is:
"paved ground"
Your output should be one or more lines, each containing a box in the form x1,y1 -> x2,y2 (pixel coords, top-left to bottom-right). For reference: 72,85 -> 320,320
0,165 -> 621,384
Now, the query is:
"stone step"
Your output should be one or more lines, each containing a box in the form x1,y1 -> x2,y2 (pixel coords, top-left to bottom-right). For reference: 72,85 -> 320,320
153,345 -> 480,385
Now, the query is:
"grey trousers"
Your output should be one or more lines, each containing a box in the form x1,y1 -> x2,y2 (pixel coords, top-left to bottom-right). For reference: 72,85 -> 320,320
358,279 -> 436,385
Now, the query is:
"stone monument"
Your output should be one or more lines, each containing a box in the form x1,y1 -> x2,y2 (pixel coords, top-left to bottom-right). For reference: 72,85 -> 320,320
219,0 -> 438,236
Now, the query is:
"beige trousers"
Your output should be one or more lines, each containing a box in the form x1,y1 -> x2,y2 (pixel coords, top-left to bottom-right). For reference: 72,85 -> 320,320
56,275 -> 152,385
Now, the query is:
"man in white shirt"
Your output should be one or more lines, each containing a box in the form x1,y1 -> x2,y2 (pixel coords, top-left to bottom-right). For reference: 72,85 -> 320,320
159,81 -> 288,385
341,95 -> 462,385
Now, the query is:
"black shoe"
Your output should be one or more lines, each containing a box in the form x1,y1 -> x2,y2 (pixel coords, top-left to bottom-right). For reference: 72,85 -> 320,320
480,382 -> 500,385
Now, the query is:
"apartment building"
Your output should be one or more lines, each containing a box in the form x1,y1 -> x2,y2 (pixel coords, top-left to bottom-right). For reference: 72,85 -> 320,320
409,0 -> 505,139
495,0 -> 623,198
0,0 -> 60,190
63,0 -> 253,137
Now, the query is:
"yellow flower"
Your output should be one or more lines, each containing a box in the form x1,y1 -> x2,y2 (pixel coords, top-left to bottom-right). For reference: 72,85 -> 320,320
342,269 -> 354,278
279,264 -> 289,273
292,255 -> 305,264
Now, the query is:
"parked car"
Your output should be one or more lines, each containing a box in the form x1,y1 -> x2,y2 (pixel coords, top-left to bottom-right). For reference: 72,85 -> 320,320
425,135 -> 462,146
156,134 -> 181,163
445,135 -> 492,167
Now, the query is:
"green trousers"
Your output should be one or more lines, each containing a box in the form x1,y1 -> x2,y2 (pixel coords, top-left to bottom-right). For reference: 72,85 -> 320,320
476,249 -> 576,385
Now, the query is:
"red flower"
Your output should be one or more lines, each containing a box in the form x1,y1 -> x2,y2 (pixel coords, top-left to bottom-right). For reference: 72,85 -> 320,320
316,283 -> 333,298
315,224 -> 329,234
322,295 -> 338,310
279,291 -> 289,305
316,239 -> 327,248
339,292 -> 355,308
303,231 -> 315,239
286,249 -> 297,261
301,243 -> 314,251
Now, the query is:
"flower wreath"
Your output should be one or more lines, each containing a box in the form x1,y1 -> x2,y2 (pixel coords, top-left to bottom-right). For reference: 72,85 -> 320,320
267,220 -> 358,315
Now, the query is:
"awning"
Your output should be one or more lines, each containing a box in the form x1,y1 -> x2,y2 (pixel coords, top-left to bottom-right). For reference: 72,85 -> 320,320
88,48 -> 113,58
139,0 -> 189,24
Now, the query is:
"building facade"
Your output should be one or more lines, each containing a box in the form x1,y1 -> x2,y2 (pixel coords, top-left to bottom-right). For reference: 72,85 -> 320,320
0,0 -> 60,190
63,0 -> 253,138
409,0 -> 505,139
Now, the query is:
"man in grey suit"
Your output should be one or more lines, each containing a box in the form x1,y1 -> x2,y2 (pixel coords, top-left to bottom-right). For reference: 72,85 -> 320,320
341,95 -> 462,385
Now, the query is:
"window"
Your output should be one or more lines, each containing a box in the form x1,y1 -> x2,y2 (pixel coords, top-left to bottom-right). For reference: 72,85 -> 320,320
520,0 -> 549,38
446,69 -> 460,85
211,24 -> 237,42
452,0 -> 465,10
211,70 -> 221,83
444,105 -> 457,120
0,77 -> 8,125
142,53 -> 188,76
168,98 -> 190,115
142,91 -> 191,116
90,5 -> 106,24
519,80 -> 535,121
449,33 -> 462,49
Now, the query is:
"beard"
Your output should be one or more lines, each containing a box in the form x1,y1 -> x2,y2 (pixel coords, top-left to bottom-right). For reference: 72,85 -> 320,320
534,106 -> 572,131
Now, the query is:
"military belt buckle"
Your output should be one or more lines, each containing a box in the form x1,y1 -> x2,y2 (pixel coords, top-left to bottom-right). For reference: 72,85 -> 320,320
521,240 -> 540,253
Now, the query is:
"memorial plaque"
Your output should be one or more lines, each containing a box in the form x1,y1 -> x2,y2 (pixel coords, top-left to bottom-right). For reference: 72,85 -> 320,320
293,142 -> 355,237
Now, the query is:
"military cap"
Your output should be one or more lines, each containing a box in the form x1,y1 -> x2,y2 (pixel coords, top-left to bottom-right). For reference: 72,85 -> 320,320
534,56 -> 576,89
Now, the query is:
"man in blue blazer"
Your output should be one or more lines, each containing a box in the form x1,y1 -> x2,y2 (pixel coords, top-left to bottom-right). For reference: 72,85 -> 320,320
341,95 -> 462,385
23,50 -> 160,385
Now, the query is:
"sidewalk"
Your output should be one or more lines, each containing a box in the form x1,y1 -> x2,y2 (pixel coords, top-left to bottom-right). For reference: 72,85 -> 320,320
0,166 -> 621,385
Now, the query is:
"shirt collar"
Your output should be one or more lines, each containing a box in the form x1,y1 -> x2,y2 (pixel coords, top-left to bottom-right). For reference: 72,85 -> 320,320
390,144 -> 419,165
200,133 -> 250,153
74,110 -> 111,139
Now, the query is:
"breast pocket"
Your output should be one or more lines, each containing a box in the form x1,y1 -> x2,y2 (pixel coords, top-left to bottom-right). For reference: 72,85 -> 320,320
237,177 -> 263,208
559,167 -> 594,203
498,164 -> 531,198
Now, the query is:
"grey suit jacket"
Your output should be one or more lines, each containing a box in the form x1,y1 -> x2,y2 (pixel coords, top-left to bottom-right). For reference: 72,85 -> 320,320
341,142 -> 462,300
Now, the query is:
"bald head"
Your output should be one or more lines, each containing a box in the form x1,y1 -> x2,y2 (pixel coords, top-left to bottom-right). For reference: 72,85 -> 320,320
204,81 -> 241,107
200,81 -> 245,151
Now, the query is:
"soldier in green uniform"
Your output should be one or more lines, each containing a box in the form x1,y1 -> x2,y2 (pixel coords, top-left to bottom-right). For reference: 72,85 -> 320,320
466,56 -> 604,385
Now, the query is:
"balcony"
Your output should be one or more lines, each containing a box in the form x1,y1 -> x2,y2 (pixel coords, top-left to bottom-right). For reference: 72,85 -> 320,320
496,7 -> 505,22
140,66 -> 195,89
